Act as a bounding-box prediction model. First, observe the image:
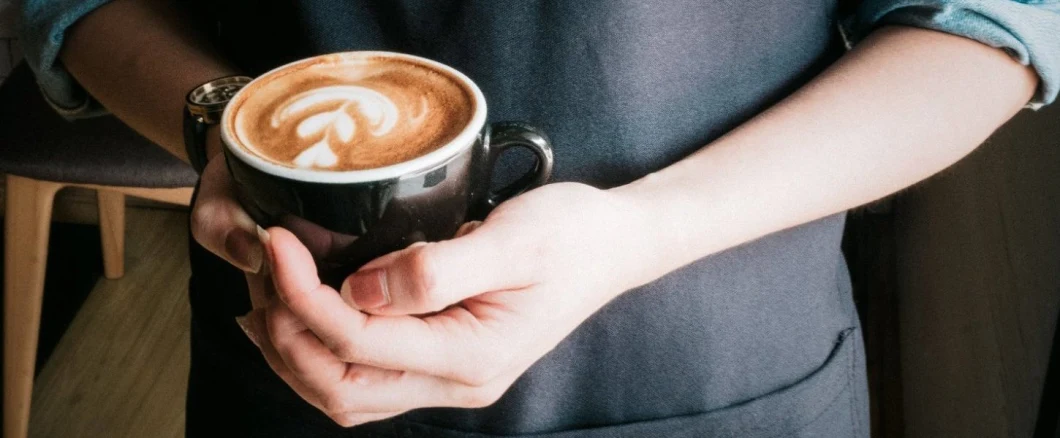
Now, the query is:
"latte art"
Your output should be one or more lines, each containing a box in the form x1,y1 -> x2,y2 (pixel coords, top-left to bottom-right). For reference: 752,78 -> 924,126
273,85 -> 414,167
228,53 -> 476,171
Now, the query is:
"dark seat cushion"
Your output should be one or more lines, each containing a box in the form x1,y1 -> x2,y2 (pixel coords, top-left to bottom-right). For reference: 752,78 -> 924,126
0,64 -> 197,188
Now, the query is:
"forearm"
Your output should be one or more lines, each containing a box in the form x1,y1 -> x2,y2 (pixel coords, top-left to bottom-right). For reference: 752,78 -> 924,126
60,0 -> 235,159
614,26 -> 1038,284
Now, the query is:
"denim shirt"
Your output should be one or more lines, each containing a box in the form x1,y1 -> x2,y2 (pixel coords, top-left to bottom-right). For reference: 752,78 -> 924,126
18,0 -> 1060,117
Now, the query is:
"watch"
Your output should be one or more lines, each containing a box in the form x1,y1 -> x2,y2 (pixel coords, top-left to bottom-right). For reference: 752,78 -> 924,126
183,75 -> 253,174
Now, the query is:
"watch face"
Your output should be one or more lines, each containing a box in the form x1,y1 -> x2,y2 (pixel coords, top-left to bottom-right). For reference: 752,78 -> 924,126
187,76 -> 254,122
188,76 -> 254,108
195,84 -> 244,105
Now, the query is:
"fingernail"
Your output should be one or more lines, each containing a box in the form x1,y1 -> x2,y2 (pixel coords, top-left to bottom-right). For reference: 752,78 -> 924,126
454,221 -> 483,238
340,269 -> 390,310
256,225 -> 274,272
256,225 -> 271,246
225,229 -> 264,273
235,315 -> 260,348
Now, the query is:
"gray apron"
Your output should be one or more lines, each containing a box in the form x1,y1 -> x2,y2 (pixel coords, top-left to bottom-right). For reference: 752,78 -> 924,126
185,1 -> 870,436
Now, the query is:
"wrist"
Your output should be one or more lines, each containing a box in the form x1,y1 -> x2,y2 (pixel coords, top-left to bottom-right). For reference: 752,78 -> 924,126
609,174 -> 722,285
599,183 -> 684,292
185,75 -> 252,173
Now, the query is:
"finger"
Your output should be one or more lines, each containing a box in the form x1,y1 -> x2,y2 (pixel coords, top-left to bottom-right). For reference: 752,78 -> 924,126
243,309 -> 329,413
250,307 -> 411,414
266,299 -> 491,412
332,358 -> 525,412
264,304 -> 520,413
263,227 -> 477,381
245,271 -> 275,309
339,220 -> 535,315
190,156 -> 264,273
249,310 -> 465,420
266,301 -> 406,406
454,220 -> 483,238
331,411 -> 406,428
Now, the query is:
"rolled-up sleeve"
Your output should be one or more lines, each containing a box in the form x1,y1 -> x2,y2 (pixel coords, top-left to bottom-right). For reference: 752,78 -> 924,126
19,0 -> 1060,115
841,0 -> 1060,108
19,0 -> 113,118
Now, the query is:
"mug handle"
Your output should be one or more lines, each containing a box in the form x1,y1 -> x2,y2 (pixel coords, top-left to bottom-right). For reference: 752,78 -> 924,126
471,122 -> 555,217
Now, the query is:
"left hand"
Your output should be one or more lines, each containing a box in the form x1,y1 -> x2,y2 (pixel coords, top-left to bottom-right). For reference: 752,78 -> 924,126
241,182 -> 655,427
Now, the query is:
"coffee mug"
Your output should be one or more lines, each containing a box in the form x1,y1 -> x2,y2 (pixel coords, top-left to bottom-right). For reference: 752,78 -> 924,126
220,52 -> 554,287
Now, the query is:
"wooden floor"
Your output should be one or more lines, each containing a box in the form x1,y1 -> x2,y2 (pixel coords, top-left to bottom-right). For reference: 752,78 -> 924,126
28,208 -> 189,438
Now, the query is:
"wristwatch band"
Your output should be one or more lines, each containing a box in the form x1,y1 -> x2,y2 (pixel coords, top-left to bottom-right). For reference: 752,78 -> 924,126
183,75 -> 254,174
183,106 -> 212,174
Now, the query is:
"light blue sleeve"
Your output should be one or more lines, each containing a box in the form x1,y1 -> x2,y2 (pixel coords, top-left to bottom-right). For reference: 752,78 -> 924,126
841,0 -> 1060,108
18,0 -> 113,118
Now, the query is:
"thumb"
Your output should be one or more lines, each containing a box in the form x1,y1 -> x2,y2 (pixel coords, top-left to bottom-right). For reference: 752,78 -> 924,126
339,222 -> 533,315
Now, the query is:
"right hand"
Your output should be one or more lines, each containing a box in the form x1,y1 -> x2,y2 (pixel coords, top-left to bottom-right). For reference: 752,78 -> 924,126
187,129 -> 501,427
190,148 -> 264,275
189,130 -> 269,311
187,136 -> 412,426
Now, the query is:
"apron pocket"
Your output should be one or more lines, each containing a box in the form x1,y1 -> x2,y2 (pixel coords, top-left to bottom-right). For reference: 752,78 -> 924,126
397,328 -> 863,438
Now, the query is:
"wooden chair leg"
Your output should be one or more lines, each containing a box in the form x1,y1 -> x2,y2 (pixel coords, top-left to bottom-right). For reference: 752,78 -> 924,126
97,190 -> 125,280
4,175 -> 62,438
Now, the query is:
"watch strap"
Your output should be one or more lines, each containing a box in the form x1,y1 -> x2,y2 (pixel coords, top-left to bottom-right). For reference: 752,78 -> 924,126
183,75 -> 253,174
183,106 -> 210,174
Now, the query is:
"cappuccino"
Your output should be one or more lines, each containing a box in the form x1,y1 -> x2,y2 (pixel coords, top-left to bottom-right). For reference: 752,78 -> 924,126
226,53 -> 476,171
221,51 -> 552,282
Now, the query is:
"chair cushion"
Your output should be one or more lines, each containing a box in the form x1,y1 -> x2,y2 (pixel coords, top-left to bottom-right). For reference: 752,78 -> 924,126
0,64 -> 197,188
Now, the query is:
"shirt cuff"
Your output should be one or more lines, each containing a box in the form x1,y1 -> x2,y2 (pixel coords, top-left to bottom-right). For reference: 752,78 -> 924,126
20,0 -> 114,118
840,0 -> 1060,108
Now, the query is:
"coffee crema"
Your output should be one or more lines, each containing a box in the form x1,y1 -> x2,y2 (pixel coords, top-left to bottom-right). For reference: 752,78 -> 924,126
228,53 -> 476,171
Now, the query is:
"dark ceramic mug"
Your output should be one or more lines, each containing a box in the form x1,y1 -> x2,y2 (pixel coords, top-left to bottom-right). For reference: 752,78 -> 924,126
220,52 -> 554,287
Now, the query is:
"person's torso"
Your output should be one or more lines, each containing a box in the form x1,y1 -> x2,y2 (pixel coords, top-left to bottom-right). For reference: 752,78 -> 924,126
198,1 -> 865,435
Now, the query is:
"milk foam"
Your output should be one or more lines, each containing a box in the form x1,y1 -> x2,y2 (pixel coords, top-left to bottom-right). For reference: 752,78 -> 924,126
271,86 -> 408,167
229,54 -> 474,171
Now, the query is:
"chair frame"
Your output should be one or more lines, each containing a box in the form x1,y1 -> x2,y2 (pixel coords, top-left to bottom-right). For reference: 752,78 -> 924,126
3,173 -> 192,438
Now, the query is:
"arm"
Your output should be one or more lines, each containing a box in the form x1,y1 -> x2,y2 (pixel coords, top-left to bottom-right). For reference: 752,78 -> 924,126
25,0 -> 1051,426
614,25 -> 1038,285
335,26 -> 1040,315
54,0 -> 260,271
58,0 -> 235,158
236,25 -> 1044,425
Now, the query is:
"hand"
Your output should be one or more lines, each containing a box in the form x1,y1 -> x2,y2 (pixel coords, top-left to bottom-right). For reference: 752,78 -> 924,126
189,131 -> 275,327
187,132 -> 405,426
243,182 -> 656,427
190,128 -> 264,275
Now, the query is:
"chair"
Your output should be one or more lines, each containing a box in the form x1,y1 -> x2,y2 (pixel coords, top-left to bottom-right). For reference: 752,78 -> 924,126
0,64 -> 197,438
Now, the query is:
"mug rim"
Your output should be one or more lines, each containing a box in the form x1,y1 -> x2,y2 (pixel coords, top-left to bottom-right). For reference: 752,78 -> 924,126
221,51 -> 488,184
